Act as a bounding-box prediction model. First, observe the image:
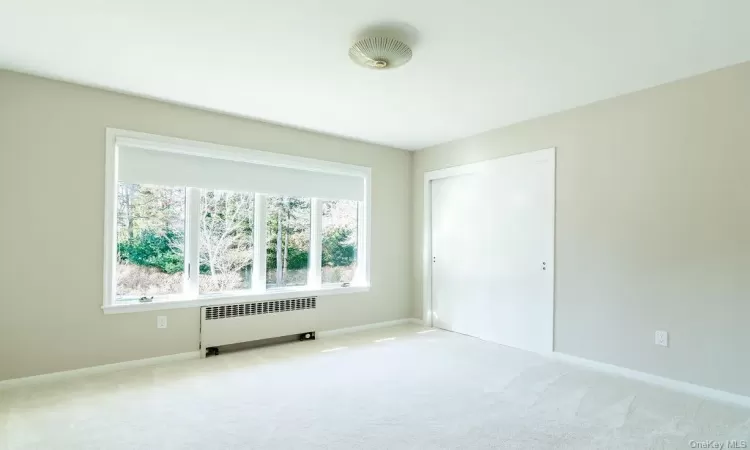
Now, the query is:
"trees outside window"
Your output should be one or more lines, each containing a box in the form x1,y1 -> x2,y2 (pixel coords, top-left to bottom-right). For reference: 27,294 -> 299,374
266,196 -> 311,288
321,200 -> 358,284
199,190 -> 254,293
115,186 -> 362,301
116,183 -> 185,298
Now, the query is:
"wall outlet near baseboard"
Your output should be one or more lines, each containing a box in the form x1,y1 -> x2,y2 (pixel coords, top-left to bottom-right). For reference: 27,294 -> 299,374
655,330 -> 668,347
157,316 -> 167,329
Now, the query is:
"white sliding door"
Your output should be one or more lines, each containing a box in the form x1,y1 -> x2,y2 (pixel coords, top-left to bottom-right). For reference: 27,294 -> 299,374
429,148 -> 555,353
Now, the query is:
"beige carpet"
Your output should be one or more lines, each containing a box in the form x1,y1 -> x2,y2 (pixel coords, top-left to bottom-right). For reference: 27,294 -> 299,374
1,324 -> 748,449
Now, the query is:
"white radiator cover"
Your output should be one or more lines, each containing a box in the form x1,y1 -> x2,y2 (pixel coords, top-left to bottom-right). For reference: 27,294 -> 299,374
200,297 -> 319,353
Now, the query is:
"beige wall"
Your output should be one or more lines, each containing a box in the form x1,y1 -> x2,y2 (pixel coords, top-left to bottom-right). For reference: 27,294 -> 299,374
413,62 -> 750,396
0,70 -> 412,381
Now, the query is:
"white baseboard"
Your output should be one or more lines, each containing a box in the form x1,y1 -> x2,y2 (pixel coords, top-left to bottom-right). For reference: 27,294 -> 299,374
1,319 -> 425,390
0,351 -> 200,390
318,318 -> 424,338
549,352 -> 750,408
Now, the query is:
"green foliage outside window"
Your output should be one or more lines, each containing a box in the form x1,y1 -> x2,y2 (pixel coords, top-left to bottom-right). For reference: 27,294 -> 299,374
118,229 -> 184,274
117,224 -> 356,274
266,246 -> 309,270
322,226 -> 356,268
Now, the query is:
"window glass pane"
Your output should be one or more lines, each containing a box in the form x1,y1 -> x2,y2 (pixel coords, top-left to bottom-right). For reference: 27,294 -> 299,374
199,190 -> 254,294
266,196 -> 311,288
321,200 -> 358,284
116,183 -> 185,300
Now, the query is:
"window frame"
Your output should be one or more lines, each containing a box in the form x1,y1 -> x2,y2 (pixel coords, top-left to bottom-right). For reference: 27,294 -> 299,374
103,128 -> 371,314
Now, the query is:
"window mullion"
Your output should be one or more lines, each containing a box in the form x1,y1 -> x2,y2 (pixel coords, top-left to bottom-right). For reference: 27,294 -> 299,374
352,201 -> 367,285
252,193 -> 267,292
185,187 -> 201,297
307,198 -> 323,288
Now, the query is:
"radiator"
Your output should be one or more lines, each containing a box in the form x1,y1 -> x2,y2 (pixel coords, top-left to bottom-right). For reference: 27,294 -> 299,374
199,297 -> 319,357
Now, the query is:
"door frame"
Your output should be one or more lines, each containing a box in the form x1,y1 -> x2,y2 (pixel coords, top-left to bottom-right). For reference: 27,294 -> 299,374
422,148 -> 556,350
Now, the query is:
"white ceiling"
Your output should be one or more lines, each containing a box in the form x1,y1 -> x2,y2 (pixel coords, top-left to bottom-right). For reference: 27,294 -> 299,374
1,1 -> 749,150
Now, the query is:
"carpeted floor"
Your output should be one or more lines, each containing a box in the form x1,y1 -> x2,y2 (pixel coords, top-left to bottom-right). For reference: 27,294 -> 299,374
1,324 -> 748,449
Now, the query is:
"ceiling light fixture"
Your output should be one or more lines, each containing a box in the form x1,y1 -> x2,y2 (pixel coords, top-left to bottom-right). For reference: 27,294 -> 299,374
349,36 -> 412,70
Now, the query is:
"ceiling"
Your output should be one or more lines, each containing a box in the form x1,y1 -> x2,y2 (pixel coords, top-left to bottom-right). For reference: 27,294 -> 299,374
1,1 -> 749,150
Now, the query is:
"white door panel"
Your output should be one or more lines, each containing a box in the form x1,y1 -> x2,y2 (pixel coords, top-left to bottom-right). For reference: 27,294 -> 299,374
430,149 -> 554,352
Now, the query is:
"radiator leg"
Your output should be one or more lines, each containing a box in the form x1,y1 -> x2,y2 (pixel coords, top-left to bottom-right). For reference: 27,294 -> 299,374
299,332 -> 316,341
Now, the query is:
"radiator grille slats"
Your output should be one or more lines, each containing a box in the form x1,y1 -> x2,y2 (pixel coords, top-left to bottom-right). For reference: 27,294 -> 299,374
204,297 -> 317,320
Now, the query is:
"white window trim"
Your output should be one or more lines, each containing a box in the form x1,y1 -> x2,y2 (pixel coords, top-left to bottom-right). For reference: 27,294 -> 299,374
103,128 -> 371,314
184,188 -> 201,296
307,198 -> 323,289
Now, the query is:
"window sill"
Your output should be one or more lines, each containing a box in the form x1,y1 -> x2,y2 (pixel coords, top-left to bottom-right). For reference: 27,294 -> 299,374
102,285 -> 370,315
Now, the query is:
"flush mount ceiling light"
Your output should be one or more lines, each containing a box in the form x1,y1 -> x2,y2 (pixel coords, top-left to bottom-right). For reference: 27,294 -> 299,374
349,36 -> 412,70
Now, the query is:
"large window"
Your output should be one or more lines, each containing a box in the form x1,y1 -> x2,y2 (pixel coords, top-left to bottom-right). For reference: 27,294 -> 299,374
105,129 -> 370,311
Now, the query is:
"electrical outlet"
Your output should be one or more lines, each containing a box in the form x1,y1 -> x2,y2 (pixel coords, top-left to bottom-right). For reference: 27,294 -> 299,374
157,316 -> 168,329
655,330 -> 668,347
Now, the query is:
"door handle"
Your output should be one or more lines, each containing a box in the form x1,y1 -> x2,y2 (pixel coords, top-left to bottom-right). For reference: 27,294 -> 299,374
542,261 -> 547,270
